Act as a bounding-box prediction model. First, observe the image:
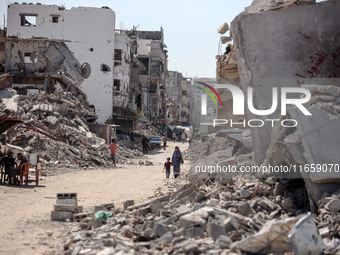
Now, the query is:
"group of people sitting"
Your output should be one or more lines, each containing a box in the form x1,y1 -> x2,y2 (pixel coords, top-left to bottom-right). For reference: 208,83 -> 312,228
0,151 -> 28,185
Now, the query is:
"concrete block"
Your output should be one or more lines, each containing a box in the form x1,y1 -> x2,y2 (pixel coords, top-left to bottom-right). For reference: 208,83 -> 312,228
325,199 -> 340,212
51,211 -> 74,222
161,231 -> 173,243
56,198 -> 77,206
74,212 -> 93,222
153,222 -> 169,238
215,235 -> 231,249
237,202 -> 252,216
53,204 -> 82,213
134,206 -> 151,216
207,218 -> 226,241
184,227 -> 204,238
195,191 -> 207,202
224,216 -> 239,231
123,200 -> 134,210
240,189 -> 252,199
150,201 -> 163,214
175,205 -> 191,217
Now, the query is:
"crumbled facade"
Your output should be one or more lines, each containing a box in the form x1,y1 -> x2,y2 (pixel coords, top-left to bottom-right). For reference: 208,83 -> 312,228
134,29 -> 168,126
166,71 -> 183,125
181,78 -> 191,124
6,3 -> 116,124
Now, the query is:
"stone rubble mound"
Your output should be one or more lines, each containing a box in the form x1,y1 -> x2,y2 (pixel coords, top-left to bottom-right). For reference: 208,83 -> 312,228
0,88 -> 144,170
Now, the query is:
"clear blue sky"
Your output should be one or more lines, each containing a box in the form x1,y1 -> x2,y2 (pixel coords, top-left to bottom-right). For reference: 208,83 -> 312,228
0,0 -> 253,77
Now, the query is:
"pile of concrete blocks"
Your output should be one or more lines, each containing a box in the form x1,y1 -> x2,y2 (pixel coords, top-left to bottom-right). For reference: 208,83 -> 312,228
51,193 -> 82,222
56,171 -> 336,254
72,203 -> 115,230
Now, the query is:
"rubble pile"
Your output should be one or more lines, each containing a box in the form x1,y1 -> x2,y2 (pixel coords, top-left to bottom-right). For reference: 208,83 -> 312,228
57,172 -> 339,255
134,125 -> 164,138
183,133 -> 255,169
264,85 -> 340,202
0,88 -> 143,168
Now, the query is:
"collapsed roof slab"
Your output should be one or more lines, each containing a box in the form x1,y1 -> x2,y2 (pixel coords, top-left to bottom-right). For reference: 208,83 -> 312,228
231,1 -> 340,164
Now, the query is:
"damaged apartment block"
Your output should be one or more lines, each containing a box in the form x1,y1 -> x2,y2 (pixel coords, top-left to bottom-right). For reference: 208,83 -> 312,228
1,37 -> 89,97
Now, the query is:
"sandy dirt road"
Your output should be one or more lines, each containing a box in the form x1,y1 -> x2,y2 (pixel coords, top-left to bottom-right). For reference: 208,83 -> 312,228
0,142 -> 189,255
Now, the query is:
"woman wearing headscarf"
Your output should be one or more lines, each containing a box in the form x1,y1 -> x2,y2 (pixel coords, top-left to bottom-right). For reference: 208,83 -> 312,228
172,146 -> 184,178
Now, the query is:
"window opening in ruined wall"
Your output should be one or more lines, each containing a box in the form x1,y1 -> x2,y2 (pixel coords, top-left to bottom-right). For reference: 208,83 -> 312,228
20,14 -> 37,26
52,16 -> 59,23
114,80 -> 121,91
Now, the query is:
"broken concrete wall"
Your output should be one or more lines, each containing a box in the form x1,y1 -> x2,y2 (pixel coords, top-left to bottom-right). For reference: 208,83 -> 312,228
231,1 -> 340,163
264,84 -> 340,202
5,40 -> 47,72
7,3 -> 116,124
4,39 -> 84,89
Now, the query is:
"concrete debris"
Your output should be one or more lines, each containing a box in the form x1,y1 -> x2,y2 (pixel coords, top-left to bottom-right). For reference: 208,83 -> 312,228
0,88 -> 145,170
51,193 -> 82,222
231,0 -> 340,206
244,0 -> 315,13
55,160 -> 334,255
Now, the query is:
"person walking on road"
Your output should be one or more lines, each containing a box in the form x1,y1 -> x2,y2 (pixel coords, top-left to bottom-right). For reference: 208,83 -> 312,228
181,132 -> 186,144
109,139 -> 118,167
172,146 -> 184,178
172,132 -> 176,143
162,157 -> 173,178
142,136 -> 149,155
163,137 -> 167,150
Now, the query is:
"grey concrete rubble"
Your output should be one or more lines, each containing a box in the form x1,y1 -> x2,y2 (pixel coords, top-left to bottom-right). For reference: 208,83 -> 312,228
230,0 -> 340,205
0,87 -> 145,170
55,159 -> 340,255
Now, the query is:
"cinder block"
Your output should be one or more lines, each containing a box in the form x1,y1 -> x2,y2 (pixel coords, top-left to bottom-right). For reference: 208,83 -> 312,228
56,198 -> 77,206
54,204 -> 82,213
51,211 -> 74,222
73,212 -> 93,222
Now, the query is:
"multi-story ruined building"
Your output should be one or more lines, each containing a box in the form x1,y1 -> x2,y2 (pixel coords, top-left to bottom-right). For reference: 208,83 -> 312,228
181,78 -> 191,125
113,30 -> 144,129
134,28 -> 168,126
167,71 -> 183,125
6,3 -> 116,124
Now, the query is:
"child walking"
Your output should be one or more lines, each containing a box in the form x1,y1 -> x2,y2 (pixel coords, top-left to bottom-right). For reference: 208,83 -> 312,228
109,139 -> 118,167
163,157 -> 173,178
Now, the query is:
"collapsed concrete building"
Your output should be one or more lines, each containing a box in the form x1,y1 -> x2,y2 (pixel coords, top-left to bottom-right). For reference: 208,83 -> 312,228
134,29 -> 169,127
166,71 -> 183,125
112,30 -> 145,130
6,3 -> 116,124
221,0 -> 340,203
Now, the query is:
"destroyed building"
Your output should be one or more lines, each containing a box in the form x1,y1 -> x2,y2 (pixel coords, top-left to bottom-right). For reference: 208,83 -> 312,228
215,22 -> 248,126
220,0 -> 340,203
6,3 -> 116,124
133,28 -> 169,126
181,77 -> 191,125
113,30 -> 145,130
166,71 -> 183,125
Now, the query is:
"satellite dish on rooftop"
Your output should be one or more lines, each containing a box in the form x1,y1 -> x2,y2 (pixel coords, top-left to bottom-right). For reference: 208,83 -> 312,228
81,62 -> 91,79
